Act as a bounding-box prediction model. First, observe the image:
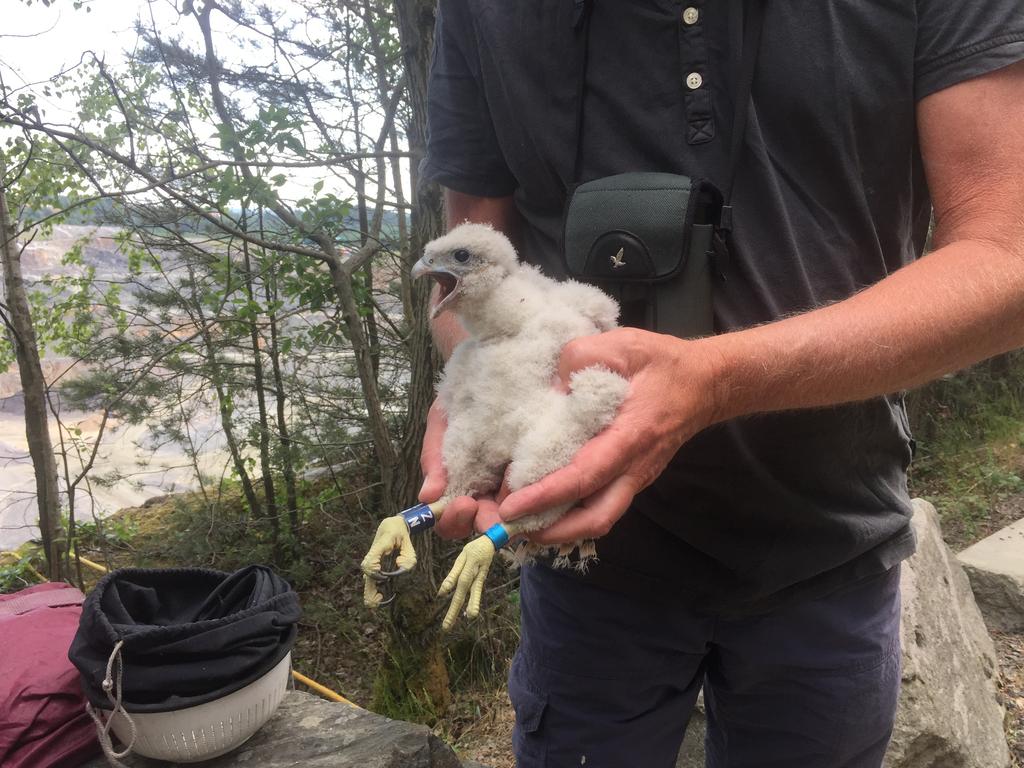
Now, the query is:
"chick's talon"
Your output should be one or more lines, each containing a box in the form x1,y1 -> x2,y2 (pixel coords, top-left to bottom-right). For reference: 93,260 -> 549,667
362,573 -> 385,608
375,566 -> 410,578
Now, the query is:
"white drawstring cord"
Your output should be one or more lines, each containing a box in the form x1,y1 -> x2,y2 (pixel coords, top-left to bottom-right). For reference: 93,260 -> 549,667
85,639 -> 137,767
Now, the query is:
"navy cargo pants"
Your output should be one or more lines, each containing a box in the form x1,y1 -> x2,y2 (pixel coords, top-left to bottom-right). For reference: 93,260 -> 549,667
509,563 -> 902,768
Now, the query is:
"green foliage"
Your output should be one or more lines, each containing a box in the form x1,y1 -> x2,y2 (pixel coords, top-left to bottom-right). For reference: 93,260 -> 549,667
372,660 -> 448,724
0,551 -> 43,594
27,242 -> 104,358
909,352 -> 1024,545
296,193 -> 352,238
444,588 -> 520,691
71,514 -> 138,550
281,255 -> 335,312
0,333 -> 13,372
1,133 -> 93,236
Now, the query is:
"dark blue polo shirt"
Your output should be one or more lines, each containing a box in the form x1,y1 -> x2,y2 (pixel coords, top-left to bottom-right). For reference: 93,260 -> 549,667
422,0 -> 1024,615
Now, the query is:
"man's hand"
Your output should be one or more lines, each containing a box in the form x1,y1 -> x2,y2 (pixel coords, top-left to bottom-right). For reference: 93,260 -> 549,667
419,399 -> 503,538
498,327 -> 722,544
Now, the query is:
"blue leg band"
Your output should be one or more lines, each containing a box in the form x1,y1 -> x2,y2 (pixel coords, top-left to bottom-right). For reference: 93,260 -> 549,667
484,523 -> 510,549
400,503 -> 436,533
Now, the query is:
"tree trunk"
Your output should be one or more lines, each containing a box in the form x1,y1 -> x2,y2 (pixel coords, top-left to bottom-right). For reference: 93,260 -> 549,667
394,0 -> 443,514
345,27 -> 382,385
241,232 -> 280,556
371,0 -> 451,721
260,210 -> 299,536
0,181 -> 64,581
266,281 -> 299,534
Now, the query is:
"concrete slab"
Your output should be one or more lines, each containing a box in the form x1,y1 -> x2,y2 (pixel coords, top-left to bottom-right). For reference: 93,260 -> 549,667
958,517 -> 1024,632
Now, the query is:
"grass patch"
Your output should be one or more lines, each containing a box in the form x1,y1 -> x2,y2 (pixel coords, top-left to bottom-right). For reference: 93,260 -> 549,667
908,352 -> 1024,549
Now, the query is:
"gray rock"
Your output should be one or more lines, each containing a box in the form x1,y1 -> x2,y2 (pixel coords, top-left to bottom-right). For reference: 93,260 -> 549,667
958,516 -> 1024,632
888,499 -> 1010,768
675,692 -> 705,768
82,691 -> 469,768
674,499 -> 1011,768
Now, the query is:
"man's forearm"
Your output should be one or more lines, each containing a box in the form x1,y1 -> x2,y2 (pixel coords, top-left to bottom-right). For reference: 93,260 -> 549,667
703,236 -> 1024,424
706,62 -> 1024,423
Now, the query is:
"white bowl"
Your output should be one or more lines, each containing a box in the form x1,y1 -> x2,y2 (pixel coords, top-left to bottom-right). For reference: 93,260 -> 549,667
105,652 -> 291,762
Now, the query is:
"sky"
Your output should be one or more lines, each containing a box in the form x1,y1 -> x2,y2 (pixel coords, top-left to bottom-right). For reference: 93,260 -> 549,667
1,0 -> 392,203
3,0 -> 159,104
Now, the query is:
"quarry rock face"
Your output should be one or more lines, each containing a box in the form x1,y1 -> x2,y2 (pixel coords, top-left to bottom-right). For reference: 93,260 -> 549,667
678,499 -> 1010,768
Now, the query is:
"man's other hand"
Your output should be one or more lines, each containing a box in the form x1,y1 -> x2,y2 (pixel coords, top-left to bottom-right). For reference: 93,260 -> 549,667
497,327 -> 722,544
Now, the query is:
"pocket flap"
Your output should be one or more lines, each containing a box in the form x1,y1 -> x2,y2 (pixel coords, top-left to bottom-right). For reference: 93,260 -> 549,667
564,172 -> 694,282
512,684 -> 548,734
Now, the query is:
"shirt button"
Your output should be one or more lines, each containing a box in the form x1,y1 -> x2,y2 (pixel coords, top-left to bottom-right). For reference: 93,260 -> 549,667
682,7 -> 699,25
686,72 -> 703,90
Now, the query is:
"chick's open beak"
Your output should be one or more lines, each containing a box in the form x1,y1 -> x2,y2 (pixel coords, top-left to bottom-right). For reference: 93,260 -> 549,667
412,256 -> 461,317
410,257 -> 432,281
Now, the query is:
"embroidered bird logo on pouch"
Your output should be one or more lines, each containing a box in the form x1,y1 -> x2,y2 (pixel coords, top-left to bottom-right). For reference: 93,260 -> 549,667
610,247 -> 626,269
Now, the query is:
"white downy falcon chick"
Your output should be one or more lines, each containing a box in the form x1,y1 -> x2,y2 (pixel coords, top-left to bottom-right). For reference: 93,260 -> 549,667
364,222 -> 629,629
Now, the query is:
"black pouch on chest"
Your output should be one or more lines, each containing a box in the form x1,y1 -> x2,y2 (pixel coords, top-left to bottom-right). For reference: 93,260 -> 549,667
561,0 -> 765,338
564,172 -> 722,336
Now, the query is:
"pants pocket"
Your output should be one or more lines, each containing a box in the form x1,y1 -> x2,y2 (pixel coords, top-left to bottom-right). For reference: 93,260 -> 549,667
832,643 -> 901,767
509,653 -> 548,766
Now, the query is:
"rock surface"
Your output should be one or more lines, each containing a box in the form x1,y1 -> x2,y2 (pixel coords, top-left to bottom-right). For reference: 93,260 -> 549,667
675,694 -> 705,767
677,499 -> 1011,768
82,691 -> 467,768
890,499 -> 1010,768
958,516 -> 1024,632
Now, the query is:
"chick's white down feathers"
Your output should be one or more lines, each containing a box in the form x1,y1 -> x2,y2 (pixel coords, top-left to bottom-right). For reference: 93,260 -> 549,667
428,223 -> 629,563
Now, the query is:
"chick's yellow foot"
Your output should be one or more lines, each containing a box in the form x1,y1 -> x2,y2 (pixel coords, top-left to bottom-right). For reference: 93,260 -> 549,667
437,535 -> 498,631
361,516 -> 417,608
361,502 -> 445,608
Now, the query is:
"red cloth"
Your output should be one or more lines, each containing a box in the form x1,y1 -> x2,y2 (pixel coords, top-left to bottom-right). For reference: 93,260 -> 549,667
0,582 -> 100,768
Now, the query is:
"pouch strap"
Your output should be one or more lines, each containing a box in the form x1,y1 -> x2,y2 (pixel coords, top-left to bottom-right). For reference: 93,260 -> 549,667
570,0 -> 594,187
719,0 -> 766,235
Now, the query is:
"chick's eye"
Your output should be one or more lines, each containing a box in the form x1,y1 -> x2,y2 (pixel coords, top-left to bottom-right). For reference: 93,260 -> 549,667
453,248 -> 471,263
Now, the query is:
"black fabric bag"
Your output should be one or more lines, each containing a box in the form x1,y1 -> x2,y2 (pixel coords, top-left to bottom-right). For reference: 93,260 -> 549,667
69,566 -> 300,713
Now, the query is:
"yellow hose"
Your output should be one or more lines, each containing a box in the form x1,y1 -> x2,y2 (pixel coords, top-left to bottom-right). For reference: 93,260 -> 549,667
72,551 -> 357,707
290,669 -> 358,707
75,554 -> 108,575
